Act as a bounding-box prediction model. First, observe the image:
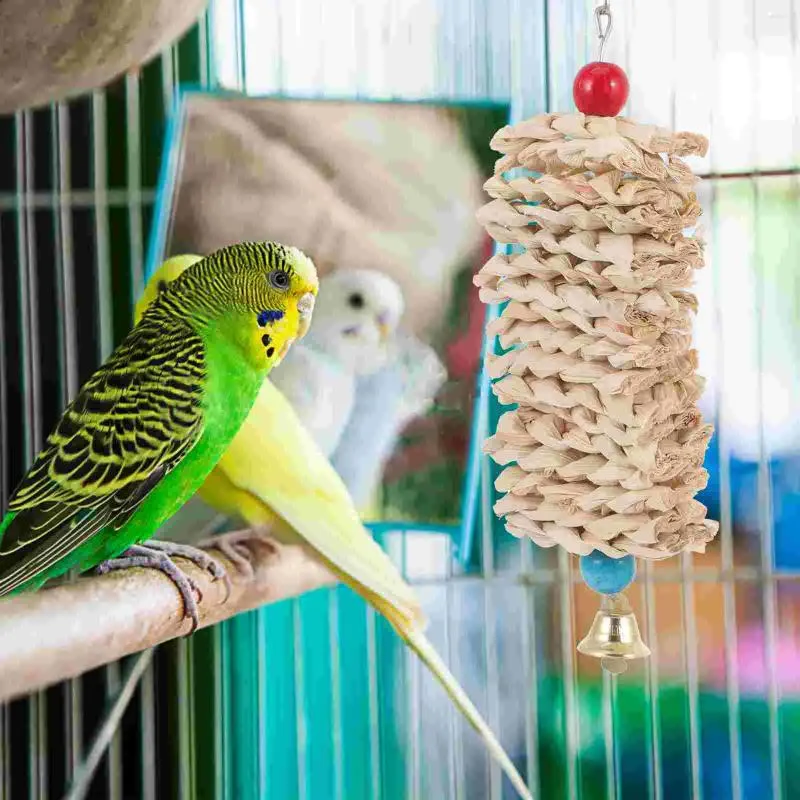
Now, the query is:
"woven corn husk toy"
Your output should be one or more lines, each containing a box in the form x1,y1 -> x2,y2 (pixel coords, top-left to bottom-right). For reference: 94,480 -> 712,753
475,51 -> 719,671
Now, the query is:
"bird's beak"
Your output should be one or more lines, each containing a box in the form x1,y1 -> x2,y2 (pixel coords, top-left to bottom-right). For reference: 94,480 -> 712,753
297,291 -> 316,339
376,311 -> 392,343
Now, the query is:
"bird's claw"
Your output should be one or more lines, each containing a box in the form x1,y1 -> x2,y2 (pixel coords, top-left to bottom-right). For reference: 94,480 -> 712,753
197,529 -> 274,580
95,543 -> 203,633
94,540 -> 232,633
141,539 -> 232,602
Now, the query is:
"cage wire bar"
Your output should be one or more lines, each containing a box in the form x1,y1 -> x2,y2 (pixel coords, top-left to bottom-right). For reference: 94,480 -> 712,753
0,0 -> 800,798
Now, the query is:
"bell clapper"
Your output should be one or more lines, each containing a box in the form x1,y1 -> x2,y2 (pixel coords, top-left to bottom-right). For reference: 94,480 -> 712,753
600,656 -> 629,676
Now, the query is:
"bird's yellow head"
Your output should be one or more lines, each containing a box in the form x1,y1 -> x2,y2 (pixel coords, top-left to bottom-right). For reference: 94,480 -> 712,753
136,243 -> 318,369
134,254 -> 205,324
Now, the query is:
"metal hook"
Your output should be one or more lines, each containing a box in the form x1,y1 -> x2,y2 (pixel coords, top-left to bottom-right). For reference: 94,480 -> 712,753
595,1 -> 613,62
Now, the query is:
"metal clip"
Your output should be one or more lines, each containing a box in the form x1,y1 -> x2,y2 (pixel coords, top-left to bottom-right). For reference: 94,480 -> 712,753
595,1 -> 613,62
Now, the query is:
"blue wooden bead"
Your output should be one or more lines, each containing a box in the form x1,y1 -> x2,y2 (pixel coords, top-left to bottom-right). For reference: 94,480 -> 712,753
579,550 -> 636,595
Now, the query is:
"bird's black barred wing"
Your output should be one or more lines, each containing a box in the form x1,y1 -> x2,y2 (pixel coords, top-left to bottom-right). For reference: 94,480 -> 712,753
0,318 -> 207,594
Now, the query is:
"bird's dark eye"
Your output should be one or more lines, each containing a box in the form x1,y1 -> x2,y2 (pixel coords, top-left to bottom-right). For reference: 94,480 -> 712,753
157,280 -> 168,293
348,292 -> 365,309
268,270 -> 290,291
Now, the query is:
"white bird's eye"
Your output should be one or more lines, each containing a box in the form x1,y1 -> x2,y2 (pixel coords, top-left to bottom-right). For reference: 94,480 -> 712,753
268,270 -> 290,291
348,292 -> 365,309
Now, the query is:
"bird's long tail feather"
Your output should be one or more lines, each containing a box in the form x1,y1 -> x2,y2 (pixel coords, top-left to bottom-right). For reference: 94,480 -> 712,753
333,563 -> 531,800
403,628 -> 533,800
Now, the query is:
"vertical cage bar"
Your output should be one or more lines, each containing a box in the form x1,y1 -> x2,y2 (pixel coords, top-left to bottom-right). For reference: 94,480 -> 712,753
328,594 -> 344,800
753,175 -> 784,800
407,630 -> 422,800
53,101 -> 79,409
680,552 -> 703,800
105,661 -> 122,800
91,91 -> 113,360
366,606 -> 382,800
557,549 -> 579,800
91,86 -> 120,800
17,106 -> 46,800
139,658 -> 157,800
174,641 -> 192,799
211,624 -> 226,800
0,194 -> 9,800
198,8 -> 212,88
292,600 -> 307,800
613,673 -> 623,795
467,0 -> 479,98
704,0 -> 744,791
218,624 -> 232,800
0,112 -> 7,800
171,41 -> 181,92
669,0 -> 678,132
32,696 -> 46,800
602,671 -> 617,800
176,638 -> 196,800
793,0 -> 800,171
161,50 -> 176,115
202,0 -> 222,765
642,562 -> 663,800
784,0 -> 800,157
710,177 -> 743,800
452,578 -> 466,800
437,0 -> 454,97
351,0 -> 364,98
17,109 -> 42,452
443,578 -> 460,800
255,608 -> 268,797
520,540 -> 539,798
403,529 -> 422,800
480,442 -> 501,800
236,0 -> 248,91
125,74 -> 144,302
51,101 -> 75,437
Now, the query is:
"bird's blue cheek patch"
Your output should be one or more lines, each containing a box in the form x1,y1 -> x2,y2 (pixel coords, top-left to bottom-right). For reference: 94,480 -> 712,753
257,309 -> 284,327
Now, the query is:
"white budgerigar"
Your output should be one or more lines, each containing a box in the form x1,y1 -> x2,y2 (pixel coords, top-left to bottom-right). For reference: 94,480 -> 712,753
270,268 -> 406,457
331,329 -> 447,508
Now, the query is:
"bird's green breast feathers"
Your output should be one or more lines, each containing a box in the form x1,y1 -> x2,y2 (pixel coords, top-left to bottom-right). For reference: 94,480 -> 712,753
91,327 -> 268,553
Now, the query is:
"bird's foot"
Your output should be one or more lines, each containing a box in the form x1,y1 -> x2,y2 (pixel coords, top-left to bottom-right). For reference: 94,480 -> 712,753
197,528 -> 276,580
95,544 -> 203,633
140,539 -> 231,602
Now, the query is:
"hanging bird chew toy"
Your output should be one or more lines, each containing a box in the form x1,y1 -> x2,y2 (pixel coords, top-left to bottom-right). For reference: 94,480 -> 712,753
475,1 -> 719,673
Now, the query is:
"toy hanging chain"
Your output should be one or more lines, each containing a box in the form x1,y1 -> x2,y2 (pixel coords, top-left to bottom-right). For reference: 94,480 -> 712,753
476,0 -> 718,673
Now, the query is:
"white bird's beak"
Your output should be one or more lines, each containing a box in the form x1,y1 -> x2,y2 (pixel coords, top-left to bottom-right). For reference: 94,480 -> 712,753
297,292 -> 316,339
376,311 -> 392,343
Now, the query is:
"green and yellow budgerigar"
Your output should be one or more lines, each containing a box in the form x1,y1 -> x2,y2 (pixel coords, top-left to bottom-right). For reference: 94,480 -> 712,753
0,243 -> 318,628
136,257 -> 533,800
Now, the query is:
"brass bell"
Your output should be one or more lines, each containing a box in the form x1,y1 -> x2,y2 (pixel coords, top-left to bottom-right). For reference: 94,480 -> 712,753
577,592 -> 650,674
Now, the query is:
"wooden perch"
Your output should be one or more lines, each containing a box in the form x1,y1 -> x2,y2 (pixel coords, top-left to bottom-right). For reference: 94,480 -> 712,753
0,531 -> 337,702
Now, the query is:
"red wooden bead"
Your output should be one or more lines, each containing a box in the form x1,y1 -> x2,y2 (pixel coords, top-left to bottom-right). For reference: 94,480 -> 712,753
573,61 -> 629,117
